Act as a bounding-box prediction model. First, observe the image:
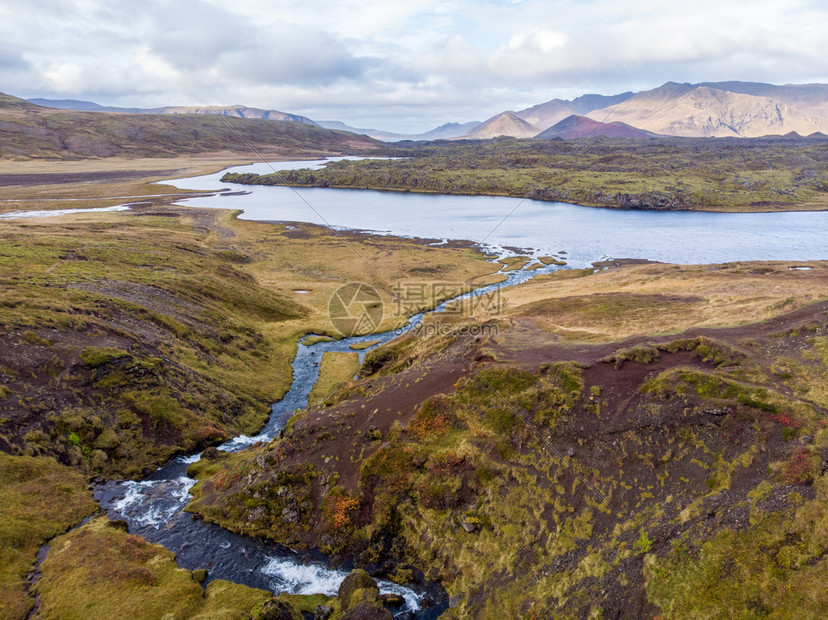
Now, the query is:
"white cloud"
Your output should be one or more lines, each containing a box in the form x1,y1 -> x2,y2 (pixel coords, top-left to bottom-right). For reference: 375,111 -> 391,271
2,0 -> 828,132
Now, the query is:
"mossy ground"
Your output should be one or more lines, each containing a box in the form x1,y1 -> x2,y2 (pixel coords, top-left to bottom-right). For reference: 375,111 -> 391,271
309,352 -> 361,407
0,193 -> 497,615
0,206 -> 496,477
0,453 -> 96,619
34,517 -> 273,620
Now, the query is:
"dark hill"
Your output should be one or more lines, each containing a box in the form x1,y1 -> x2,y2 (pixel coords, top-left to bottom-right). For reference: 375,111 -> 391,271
0,91 -> 382,159
535,114 -> 656,139
0,92 -> 39,110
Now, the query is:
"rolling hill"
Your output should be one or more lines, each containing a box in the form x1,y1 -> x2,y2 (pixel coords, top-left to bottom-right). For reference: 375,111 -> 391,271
0,92 -> 382,159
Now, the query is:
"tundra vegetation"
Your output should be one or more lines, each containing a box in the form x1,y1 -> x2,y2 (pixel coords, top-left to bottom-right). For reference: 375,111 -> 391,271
222,136 -> 828,212
186,260 -> 828,618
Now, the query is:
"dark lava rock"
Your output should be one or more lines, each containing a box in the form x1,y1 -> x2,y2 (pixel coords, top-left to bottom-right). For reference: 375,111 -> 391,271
338,569 -> 379,607
313,605 -> 332,620
378,593 -> 405,608
202,446 -> 222,460
341,603 -> 392,620
106,519 -> 129,532
256,598 -> 303,620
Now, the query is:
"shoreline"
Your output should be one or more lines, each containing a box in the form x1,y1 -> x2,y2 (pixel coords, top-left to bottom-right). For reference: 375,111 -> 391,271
220,177 -> 828,214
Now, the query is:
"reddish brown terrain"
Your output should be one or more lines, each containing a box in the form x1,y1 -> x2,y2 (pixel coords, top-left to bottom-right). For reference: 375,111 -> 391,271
187,262 -> 828,618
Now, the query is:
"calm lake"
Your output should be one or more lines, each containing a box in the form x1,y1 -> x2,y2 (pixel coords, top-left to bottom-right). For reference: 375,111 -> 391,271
168,158 -> 828,267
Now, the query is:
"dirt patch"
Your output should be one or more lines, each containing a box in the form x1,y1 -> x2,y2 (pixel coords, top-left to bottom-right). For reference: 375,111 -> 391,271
0,170 -> 182,186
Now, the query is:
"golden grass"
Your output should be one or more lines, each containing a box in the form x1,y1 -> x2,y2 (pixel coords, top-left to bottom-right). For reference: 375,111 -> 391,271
496,262 -> 828,342
308,352 -> 361,406
0,204 -> 497,401
0,454 -> 96,620
34,517 -> 271,620
0,154 -> 265,212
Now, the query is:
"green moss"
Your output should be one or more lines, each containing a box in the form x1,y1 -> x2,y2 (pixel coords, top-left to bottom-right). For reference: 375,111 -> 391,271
35,517 -> 271,619
219,137 -> 828,212
23,331 -> 52,346
635,530 -> 654,554
0,454 -> 96,620
645,479 -> 828,617
604,345 -> 660,366
308,351 -> 360,406
273,593 -> 335,614
79,346 -> 130,368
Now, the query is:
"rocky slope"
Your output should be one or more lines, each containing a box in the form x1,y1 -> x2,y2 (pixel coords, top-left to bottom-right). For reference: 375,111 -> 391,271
460,112 -> 540,139
588,83 -> 826,138
474,81 -> 828,139
516,92 -> 636,131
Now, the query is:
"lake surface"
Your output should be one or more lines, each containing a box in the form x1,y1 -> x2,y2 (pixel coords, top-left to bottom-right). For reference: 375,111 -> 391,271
168,158 -> 828,266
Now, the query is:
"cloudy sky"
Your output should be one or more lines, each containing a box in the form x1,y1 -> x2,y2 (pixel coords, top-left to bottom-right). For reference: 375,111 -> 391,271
2,0 -> 828,132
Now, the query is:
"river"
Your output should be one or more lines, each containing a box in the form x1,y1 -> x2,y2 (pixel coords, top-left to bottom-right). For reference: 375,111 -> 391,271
94,252 -> 548,618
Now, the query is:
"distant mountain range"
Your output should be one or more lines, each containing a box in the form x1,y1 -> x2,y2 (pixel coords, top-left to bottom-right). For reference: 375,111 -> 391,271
26,81 -> 828,141
476,81 -> 828,139
29,97 -> 478,142
27,98 -> 319,126
316,120 -> 479,141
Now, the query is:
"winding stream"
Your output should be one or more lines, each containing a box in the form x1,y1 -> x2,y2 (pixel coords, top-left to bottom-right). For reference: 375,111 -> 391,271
94,257 -> 550,618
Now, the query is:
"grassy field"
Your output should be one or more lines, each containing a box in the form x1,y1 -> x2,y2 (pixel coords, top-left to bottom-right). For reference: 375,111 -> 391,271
495,260 -> 828,341
308,352 -> 361,407
0,454 -> 97,619
222,136 -> 828,212
0,206 -> 497,476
